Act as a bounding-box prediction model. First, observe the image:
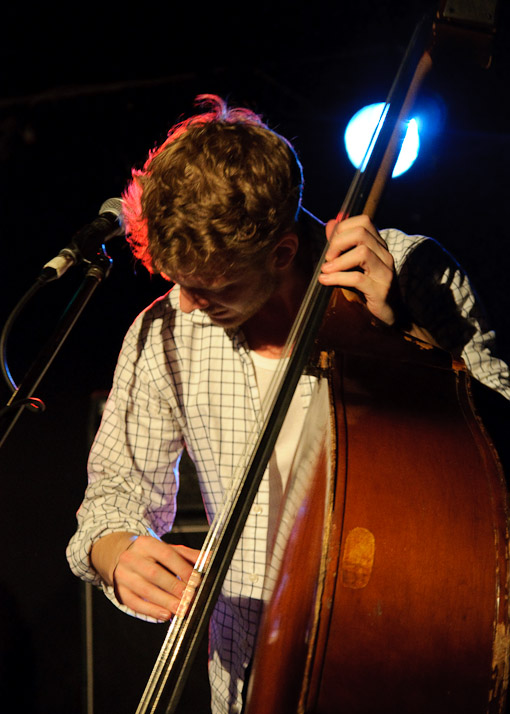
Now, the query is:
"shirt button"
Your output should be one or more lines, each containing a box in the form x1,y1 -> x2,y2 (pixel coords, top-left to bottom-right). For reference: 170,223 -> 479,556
252,505 -> 263,514
249,573 -> 259,583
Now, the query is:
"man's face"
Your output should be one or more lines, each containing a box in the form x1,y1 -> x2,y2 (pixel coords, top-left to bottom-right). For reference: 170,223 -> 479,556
173,265 -> 277,329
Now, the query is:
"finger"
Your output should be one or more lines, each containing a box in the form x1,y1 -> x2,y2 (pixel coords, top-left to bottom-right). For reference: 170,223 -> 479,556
325,218 -> 337,242
172,544 -> 202,565
128,536 -> 196,584
343,214 -> 386,246
319,265 -> 379,292
318,266 -> 384,298
114,554 -> 186,617
318,268 -> 396,325
119,541 -> 193,596
326,214 -> 383,244
325,216 -> 388,260
324,232 -> 391,274
115,574 -> 177,621
321,245 -> 394,286
156,543 -> 197,583
326,228 -> 391,267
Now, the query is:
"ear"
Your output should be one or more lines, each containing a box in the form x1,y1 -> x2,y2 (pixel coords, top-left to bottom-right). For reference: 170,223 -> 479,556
270,232 -> 299,271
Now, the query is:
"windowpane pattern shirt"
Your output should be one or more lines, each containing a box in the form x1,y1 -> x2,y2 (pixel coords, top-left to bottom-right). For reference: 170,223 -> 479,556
67,223 -> 510,714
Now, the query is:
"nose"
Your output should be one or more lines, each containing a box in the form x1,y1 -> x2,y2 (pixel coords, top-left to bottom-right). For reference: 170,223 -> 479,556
179,287 -> 210,313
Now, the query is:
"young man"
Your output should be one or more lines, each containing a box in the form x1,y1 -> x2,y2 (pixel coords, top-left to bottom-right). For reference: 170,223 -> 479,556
67,95 -> 510,714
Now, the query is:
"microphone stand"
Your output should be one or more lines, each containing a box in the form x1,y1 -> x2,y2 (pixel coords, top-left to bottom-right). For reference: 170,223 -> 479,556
0,247 -> 112,451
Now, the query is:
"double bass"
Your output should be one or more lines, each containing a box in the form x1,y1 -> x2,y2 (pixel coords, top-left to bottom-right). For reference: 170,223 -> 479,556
136,4 -> 510,713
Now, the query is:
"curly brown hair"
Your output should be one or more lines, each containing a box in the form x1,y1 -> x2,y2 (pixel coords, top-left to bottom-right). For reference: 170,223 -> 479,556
122,94 -> 304,280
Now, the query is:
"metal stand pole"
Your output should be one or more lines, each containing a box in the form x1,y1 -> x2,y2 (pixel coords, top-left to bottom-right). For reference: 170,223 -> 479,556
0,251 -> 112,451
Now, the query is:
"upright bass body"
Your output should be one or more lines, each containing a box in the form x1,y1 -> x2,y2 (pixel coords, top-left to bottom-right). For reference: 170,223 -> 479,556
245,290 -> 510,714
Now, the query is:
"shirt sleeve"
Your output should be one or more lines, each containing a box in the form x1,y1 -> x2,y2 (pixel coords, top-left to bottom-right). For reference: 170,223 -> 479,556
382,229 -> 510,401
66,310 -> 185,615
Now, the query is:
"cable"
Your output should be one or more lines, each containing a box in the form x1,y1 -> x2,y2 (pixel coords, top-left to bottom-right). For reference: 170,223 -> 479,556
0,276 -> 48,401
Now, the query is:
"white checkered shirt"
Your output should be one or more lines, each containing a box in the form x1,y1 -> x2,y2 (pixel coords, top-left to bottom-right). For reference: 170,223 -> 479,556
67,224 -> 510,714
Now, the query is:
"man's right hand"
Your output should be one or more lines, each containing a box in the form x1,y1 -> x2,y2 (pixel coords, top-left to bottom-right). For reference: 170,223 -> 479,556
91,532 -> 200,621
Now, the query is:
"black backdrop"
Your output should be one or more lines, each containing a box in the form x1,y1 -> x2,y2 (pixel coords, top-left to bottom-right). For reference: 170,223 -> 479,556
1,2 -> 509,713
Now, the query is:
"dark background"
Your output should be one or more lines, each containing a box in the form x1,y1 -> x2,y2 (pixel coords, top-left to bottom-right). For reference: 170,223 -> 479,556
0,2 -> 509,712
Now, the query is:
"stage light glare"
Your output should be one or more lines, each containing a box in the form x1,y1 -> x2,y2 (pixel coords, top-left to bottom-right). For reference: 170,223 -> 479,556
344,102 -> 420,177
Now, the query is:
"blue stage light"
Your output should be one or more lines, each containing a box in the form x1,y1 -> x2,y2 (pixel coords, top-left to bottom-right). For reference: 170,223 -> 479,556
344,102 -> 420,177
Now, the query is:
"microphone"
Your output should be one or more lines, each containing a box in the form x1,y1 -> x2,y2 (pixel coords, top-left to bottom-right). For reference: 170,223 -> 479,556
40,197 -> 124,282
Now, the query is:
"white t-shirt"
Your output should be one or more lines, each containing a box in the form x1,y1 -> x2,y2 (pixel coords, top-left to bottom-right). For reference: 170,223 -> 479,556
250,350 -> 308,560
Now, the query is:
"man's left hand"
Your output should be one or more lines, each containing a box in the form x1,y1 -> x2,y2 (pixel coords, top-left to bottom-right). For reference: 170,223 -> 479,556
319,215 -> 398,326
